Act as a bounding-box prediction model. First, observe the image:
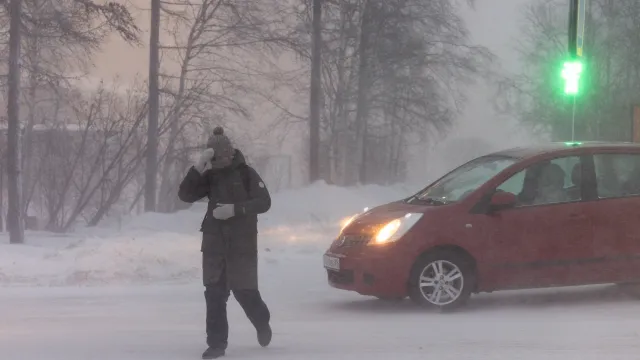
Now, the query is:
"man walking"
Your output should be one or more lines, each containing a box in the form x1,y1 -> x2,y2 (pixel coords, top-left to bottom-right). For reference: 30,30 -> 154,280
178,127 -> 272,359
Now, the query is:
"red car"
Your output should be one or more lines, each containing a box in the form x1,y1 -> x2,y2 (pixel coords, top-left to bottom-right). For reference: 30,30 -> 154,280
323,142 -> 640,311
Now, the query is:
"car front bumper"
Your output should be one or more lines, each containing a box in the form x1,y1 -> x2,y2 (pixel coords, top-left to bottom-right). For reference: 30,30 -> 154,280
323,248 -> 409,297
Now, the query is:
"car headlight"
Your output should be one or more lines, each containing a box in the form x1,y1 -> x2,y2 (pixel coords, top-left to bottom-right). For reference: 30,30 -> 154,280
369,213 -> 423,246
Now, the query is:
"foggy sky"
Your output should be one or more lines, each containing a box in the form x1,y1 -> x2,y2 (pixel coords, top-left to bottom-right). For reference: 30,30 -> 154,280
457,0 -> 531,140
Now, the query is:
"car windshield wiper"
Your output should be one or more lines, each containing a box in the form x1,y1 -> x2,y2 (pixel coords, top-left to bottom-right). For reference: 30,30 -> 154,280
425,197 -> 449,205
410,196 -> 448,205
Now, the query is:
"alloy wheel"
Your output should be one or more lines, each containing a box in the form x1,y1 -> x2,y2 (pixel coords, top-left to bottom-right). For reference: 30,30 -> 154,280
418,260 -> 464,306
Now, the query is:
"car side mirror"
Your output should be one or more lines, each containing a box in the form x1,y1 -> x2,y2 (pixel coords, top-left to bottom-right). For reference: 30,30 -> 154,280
489,191 -> 517,212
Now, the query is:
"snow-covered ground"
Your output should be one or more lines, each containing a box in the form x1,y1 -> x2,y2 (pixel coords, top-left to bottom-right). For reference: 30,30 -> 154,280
0,182 -> 413,286
2,182 -> 640,359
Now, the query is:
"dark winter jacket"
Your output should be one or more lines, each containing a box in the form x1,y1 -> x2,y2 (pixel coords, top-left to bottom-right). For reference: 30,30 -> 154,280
178,149 -> 271,289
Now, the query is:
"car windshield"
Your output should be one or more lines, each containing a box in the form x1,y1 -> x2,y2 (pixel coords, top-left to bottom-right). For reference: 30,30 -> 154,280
409,156 -> 518,205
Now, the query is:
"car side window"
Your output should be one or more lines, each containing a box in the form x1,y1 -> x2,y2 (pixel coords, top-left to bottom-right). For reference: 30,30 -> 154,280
594,153 -> 640,198
496,156 -> 582,207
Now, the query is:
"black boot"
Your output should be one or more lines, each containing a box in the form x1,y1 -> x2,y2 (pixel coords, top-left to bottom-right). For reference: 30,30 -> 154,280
233,289 -> 272,347
257,324 -> 272,347
202,347 -> 225,359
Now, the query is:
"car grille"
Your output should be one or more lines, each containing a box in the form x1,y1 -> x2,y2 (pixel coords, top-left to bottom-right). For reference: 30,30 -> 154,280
337,234 -> 370,247
327,269 -> 354,284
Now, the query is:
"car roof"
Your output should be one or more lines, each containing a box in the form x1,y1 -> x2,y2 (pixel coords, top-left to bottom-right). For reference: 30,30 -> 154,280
488,141 -> 640,160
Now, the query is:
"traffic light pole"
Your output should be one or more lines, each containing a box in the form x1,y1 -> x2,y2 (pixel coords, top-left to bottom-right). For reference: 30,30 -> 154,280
566,0 -> 585,142
571,95 -> 576,141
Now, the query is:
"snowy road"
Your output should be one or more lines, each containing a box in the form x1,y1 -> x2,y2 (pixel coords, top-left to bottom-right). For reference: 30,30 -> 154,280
3,254 -> 640,360
3,184 -> 640,359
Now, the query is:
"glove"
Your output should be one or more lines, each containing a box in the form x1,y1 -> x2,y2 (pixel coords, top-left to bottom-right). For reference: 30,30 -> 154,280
194,148 -> 215,174
211,203 -> 235,220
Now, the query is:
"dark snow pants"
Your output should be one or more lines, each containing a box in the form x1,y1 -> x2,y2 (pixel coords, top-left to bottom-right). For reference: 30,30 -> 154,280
204,262 -> 270,349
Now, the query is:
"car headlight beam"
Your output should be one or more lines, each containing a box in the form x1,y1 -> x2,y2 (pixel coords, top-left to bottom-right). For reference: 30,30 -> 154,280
340,215 -> 356,233
370,213 -> 423,246
339,207 -> 371,234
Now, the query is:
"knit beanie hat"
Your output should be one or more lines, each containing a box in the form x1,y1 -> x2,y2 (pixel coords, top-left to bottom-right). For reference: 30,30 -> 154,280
206,126 -> 234,169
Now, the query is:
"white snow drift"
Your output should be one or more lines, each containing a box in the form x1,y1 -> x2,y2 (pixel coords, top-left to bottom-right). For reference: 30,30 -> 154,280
0,182 -> 414,286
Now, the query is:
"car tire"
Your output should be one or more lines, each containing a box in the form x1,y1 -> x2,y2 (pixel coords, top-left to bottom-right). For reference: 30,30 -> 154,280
408,249 -> 476,312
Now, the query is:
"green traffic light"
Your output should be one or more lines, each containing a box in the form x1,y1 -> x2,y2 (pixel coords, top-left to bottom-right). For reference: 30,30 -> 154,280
561,60 -> 583,95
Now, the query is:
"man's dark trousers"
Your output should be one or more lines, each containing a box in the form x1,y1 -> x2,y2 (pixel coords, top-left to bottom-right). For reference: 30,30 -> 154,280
204,264 -> 271,349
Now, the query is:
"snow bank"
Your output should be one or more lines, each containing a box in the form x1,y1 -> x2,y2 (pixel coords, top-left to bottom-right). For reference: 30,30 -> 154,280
0,182 -> 416,286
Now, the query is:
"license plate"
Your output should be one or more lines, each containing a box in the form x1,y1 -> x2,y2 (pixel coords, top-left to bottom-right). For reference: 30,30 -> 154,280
323,255 -> 340,270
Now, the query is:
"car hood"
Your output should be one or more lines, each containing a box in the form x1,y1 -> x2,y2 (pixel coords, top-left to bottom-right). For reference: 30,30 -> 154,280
343,201 -> 428,234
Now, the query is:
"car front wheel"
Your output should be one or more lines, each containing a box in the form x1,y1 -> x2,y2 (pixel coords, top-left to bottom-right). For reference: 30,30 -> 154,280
408,250 -> 475,311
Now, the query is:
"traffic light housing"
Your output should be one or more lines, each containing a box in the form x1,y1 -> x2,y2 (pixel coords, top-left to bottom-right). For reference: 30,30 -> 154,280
568,0 -> 586,58
563,0 -> 586,96
561,60 -> 583,95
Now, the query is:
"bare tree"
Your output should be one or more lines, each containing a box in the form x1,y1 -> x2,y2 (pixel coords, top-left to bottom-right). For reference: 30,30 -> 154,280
309,0 -> 321,183
153,0 -> 302,212
17,0 -> 129,217
145,0 -> 160,212
6,0 -> 23,243
1,0 -> 139,242
27,81 -> 148,231
293,0 -> 492,185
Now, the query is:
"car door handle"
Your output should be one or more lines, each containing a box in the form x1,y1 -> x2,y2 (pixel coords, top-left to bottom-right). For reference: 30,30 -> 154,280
569,213 -> 586,220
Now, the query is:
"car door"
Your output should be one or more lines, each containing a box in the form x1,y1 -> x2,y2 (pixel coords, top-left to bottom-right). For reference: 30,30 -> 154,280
475,155 -> 598,291
589,152 -> 640,283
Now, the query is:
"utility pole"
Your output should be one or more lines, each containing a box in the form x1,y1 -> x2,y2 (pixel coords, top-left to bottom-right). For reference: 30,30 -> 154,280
6,0 -> 24,244
563,0 -> 586,141
309,0 -> 322,183
145,0 -> 160,212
